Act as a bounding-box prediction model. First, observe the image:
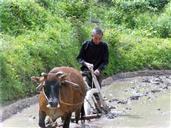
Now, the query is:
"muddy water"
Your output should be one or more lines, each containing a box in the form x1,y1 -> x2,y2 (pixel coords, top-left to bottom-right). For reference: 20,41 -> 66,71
1,103 -> 39,128
1,75 -> 171,128
91,76 -> 171,128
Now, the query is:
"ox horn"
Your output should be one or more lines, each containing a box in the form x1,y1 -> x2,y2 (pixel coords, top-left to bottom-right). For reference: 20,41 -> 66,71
56,71 -> 68,79
41,72 -> 48,78
56,71 -> 64,76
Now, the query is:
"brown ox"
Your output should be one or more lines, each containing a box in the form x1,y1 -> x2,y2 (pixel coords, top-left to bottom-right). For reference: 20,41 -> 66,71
31,67 -> 86,128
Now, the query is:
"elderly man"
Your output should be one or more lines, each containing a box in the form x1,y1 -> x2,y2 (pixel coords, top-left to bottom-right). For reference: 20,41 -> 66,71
77,27 -> 109,86
77,27 -> 109,112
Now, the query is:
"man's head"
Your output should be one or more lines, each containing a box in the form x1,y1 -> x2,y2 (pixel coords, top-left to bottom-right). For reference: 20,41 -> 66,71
91,27 -> 103,45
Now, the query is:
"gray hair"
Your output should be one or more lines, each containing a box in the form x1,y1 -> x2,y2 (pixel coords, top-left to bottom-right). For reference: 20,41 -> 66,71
92,27 -> 103,37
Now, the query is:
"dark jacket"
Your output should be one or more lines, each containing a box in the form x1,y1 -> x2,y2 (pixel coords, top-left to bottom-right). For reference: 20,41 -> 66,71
77,40 -> 109,71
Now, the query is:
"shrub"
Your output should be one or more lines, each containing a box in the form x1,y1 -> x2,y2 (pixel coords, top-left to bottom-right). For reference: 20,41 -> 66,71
106,1 -> 151,29
0,36 -> 35,102
0,14 -> 81,102
0,0 -> 48,36
146,0 -> 169,10
152,16 -> 171,38
151,2 -> 171,38
1,0 -> 171,103
57,1 -> 89,20
36,0 -> 56,8
115,35 -> 171,71
103,28 -> 120,74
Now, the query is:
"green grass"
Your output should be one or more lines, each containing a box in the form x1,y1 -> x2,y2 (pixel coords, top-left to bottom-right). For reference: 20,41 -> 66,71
0,0 -> 171,103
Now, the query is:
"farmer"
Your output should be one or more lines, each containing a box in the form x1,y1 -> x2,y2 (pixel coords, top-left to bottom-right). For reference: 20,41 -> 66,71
77,27 -> 109,109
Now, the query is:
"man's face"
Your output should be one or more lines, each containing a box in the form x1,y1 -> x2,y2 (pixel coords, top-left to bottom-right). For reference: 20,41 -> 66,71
92,34 -> 102,45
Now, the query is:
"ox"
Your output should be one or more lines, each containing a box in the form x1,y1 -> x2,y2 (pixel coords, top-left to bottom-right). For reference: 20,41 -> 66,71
31,67 -> 86,128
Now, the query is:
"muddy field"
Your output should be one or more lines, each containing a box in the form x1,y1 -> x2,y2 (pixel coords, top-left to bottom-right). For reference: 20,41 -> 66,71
1,71 -> 171,128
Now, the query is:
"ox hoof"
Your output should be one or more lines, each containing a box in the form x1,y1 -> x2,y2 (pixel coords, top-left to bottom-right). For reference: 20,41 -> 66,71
39,123 -> 45,128
46,122 -> 57,128
46,124 -> 56,128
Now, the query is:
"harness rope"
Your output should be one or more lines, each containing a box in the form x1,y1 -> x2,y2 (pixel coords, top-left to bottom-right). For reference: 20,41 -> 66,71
42,81 -> 84,107
59,89 -> 84,106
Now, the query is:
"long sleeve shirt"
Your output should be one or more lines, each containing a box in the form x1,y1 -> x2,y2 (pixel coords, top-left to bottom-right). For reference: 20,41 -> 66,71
77,40 -> 109,71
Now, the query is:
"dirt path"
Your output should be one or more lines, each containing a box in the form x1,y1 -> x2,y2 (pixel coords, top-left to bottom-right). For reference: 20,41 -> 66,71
1,71 -> 171,128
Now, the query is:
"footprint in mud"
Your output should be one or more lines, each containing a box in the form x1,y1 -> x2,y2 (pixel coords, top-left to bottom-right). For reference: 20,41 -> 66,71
108,98 -> 119,102
151,89 -> 161,93
142,76 -> 165,85
166,83 -> 171,87
79,123 -> 101,128
108,98 -> 128,104
142,78 -> 151,83
157,108 -> 161,111
117,100 -> 128,104
151,77 -> 164,85
129,95 -> 141,100
105,112 -> 119,119
163,86 -> 169,90
125,107 -> 132,110
108,105 -> 116,110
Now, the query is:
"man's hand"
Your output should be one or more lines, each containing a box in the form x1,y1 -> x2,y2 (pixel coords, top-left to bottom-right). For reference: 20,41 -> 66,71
94,69 -> 100,76
84,62 -> 93,69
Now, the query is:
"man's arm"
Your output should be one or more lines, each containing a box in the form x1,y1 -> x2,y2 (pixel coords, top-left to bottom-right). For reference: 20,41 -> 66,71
76,41 -> 87,64
98,43 -> 109,71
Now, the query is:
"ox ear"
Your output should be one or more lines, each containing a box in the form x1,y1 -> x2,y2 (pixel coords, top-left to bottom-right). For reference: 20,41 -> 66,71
31,76 -> 41,83
56,71 -> 68,79
31,72 -> 47,83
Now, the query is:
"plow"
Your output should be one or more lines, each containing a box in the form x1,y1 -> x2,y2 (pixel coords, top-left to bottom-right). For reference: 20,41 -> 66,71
82,62 -> 110,116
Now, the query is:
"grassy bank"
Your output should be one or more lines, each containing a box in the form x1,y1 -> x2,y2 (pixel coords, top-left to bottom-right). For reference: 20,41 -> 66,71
0,0 -> 171,103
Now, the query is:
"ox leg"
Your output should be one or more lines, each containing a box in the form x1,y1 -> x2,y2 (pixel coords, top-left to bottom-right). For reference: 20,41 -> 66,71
63,113 -> 71,128
75,107 -> 82,124
81,104 -> 85,120
39,110 -> 46,128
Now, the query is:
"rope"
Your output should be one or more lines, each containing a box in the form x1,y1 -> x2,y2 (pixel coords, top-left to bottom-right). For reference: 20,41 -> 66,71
40,71 -> 84,107
42,87 -> 84,107
59,89 -> 84,106
42,88 -> 48,102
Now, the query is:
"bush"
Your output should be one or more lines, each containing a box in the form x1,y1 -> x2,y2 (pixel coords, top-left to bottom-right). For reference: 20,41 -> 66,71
0,13 -> 81,102
1,0 -> 171,103
117,1 -> 149,12
115,35 -> 171,71
0,35 -> 41,102
57,1 -> 89,20
36,0 -> 57,8
0,0 -> 48,36
103,28 -> 120,74
151,2 -> 171,38
105,1 -> 152,29
146,0 -> 169,10
152,16 -> 171,38
106,0 -> 170,29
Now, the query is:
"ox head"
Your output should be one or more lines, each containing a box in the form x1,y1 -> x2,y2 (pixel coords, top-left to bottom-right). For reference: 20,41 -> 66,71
31,71 -> 67,108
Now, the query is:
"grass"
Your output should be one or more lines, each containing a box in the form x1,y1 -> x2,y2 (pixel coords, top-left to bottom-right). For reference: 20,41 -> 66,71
0,0 -> 171,103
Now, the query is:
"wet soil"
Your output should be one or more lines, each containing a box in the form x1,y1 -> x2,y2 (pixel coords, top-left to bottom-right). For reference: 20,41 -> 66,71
94,75 -> 171,128
1,70 -> 171,128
